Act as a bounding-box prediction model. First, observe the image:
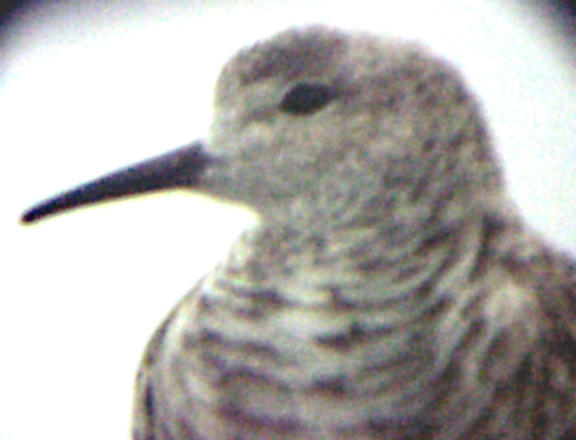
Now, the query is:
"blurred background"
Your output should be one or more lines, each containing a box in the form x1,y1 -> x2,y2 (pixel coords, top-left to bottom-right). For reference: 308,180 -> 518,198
1,1 -> 575,439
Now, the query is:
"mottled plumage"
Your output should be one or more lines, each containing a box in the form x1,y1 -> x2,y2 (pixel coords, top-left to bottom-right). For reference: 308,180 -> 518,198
23,26 -> 576,439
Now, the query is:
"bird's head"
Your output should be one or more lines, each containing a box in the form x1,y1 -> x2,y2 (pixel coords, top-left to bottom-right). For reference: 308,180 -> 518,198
22,25 -> 502,232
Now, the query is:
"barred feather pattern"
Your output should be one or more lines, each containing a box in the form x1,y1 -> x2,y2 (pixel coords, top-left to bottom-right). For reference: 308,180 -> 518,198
133,207 -> 576,439
18,23 -> 576,440
129,25 -> 576,440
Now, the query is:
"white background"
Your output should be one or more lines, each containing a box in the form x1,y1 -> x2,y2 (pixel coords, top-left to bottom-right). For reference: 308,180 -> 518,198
1,1 -> 575,439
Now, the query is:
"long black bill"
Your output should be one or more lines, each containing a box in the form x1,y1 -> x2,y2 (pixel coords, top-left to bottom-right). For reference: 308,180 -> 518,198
21,142 -> 213,224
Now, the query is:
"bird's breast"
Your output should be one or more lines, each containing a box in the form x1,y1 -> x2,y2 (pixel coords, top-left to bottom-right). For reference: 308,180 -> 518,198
156,264 -> 439,437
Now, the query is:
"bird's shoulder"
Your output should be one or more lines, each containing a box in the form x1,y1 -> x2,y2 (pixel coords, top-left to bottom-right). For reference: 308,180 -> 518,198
494,225 -> 576,438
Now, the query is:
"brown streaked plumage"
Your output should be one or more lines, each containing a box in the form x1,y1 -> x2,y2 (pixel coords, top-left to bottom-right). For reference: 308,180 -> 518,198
22,25 -> 576,439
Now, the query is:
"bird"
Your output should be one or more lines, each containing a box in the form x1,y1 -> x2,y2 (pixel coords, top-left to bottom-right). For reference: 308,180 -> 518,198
22,25 -> 576,439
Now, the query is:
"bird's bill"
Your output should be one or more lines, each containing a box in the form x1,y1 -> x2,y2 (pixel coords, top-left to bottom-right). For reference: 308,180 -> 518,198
21,142 -> 214,224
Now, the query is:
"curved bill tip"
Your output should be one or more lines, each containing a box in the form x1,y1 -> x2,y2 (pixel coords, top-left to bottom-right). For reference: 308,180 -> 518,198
21,142 -> 214,224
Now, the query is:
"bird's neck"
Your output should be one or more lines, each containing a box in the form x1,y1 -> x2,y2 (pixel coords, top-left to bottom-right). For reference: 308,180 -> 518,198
219,212 -> 485,308
195,211 -> 493,425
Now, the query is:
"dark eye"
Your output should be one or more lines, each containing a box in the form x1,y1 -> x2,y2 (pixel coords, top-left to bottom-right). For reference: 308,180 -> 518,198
279,82 -> 334,115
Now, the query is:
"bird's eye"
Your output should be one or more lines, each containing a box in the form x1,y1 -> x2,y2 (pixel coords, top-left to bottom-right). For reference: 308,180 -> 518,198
279,82 -> 334,115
